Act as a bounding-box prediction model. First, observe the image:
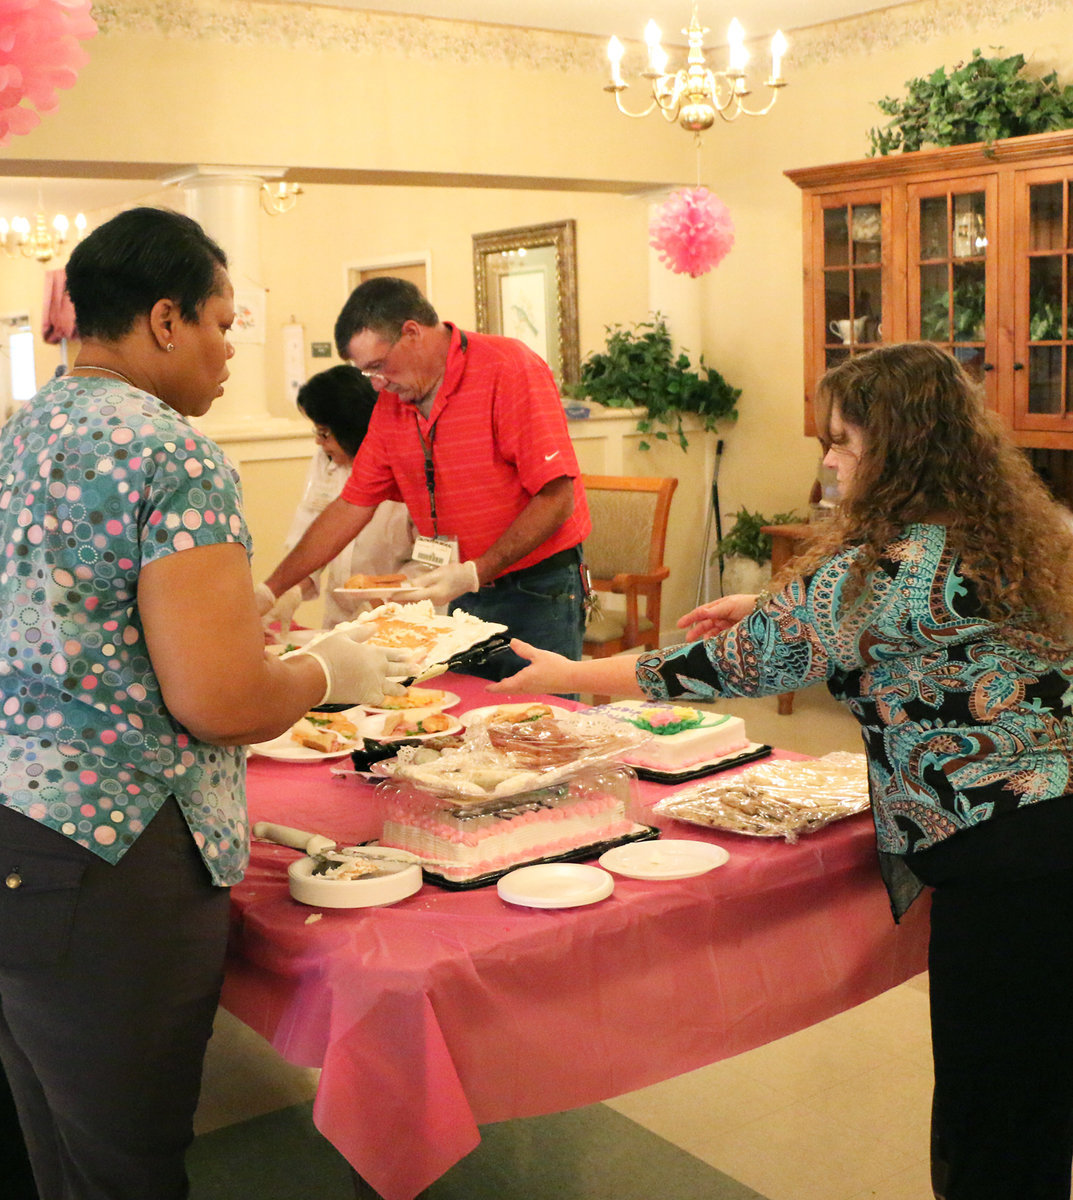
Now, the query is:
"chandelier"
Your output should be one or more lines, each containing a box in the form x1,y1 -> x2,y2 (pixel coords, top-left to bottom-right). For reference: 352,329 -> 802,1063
0,210 -> 87,263
260,181 -> 302,215
605,4 -> 787,133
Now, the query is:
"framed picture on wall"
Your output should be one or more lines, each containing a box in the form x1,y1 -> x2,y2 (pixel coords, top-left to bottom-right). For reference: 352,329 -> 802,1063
472,219 -> 579,386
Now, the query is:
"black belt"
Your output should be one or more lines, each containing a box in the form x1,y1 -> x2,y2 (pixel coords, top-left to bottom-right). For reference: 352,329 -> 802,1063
482,545 -> 582,588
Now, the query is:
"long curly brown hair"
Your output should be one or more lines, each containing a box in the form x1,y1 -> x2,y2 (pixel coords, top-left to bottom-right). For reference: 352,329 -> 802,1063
787,342 -> 1073,641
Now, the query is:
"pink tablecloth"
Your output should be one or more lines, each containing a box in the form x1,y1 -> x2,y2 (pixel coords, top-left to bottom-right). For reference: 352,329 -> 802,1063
222,674 -> 930,1200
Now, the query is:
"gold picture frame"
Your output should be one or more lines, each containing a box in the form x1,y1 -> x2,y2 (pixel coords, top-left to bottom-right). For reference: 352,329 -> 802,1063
472,219 -> 579,386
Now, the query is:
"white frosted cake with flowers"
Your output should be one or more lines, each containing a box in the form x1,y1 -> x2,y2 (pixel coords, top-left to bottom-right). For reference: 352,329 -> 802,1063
591,701 -> 749,772
378,766 -> 639,883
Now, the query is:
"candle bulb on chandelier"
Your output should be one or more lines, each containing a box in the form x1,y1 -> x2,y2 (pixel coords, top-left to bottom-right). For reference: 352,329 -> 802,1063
643,21 -> 667,75
727,19 -> 748,73
770,30 -> 787,82
606,35 -> 625,88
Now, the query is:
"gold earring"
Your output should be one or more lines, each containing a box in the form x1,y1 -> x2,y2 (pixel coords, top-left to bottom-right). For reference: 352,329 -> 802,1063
166,343 -> 174,352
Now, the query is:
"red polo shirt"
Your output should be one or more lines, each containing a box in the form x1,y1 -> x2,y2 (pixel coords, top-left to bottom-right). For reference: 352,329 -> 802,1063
342,325 -> 590,576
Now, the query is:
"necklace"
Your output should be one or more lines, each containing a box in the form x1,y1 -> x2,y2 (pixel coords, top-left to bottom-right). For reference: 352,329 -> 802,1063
70,365 -> 139,389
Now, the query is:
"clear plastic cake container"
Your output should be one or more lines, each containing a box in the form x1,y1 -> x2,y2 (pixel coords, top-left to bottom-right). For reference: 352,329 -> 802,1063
372,764 -> 656,889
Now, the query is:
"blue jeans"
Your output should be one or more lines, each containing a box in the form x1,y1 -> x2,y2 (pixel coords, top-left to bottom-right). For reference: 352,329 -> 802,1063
449,550 -> 586,685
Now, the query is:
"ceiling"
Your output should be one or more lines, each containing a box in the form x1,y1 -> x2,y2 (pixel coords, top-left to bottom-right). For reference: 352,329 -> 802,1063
0,1 -> 887,218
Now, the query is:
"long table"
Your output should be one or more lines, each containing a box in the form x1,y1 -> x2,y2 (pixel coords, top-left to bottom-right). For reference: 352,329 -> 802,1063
221,674 -> 930,1200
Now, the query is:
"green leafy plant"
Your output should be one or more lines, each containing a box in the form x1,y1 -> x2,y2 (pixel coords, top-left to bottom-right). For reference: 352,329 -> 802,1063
920,277 -> 987,341
566,316 -> 740,451
714,507 -> 801,567
1029,297 -> 1066,341
869,49 -> 1073,156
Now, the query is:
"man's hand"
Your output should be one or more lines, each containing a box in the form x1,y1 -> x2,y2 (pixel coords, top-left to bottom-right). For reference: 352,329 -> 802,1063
403,560 -> 480,607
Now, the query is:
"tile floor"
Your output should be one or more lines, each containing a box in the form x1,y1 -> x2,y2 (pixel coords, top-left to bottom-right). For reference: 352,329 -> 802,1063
192,684 -> 938,1200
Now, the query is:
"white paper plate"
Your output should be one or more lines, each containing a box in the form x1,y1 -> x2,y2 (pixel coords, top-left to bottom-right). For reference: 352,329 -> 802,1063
249,706 -> 365,762
460,703 -> 573,727
598,839 -> 729,880
333,584 -> 423,600
288,857 -> 422,908
265,629 -> 324,656
362,690 -> 460,716
357,710 -> 464,743
497,863 -> 614,908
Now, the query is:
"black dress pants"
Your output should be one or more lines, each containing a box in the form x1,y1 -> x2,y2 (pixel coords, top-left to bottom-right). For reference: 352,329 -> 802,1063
0,799 -> 231,1200
927,865 -> 1073,1200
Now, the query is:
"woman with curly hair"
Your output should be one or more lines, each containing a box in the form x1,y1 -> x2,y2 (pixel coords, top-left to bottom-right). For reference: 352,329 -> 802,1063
490,342 -> 1073,1200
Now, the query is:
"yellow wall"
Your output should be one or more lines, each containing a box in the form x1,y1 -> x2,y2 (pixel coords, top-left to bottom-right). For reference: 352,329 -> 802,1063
3,0 -> 1072,627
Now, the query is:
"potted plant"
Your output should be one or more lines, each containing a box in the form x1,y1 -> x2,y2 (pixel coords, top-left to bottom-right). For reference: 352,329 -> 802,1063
714,507 -> 801,594
868,49 -> 1073,156
565,316 -> 740,451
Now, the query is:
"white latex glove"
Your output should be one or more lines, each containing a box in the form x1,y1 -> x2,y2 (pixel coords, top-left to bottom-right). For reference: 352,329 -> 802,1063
296,630 -> 417,706
270,585 -> 305,631
254,581 -> 276,618
404,560 -> 480,607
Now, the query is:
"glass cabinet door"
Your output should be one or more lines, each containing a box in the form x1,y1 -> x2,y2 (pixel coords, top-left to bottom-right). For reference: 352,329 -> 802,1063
1017,175 -> 1073,429
822,199 -> 884,371
908,178 -> 996,402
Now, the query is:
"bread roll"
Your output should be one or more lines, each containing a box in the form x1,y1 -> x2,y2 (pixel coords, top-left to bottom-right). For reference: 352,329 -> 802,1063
345,573 -> 408,589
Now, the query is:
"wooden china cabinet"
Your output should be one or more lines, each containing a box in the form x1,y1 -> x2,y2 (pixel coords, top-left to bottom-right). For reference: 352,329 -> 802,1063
786,129 -> 1073,500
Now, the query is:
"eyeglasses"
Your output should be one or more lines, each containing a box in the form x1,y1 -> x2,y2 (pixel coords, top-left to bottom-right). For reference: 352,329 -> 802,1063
355,335 -> 402,380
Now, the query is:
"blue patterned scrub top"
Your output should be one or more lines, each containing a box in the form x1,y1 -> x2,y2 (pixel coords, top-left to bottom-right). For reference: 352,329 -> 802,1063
638,524 -> 1073,860
0,376 -> 252,886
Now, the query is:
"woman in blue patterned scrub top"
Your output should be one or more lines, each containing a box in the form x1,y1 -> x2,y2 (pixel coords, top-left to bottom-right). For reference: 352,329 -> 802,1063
0,207 -> 412,1200
492,343 -> 1073,1200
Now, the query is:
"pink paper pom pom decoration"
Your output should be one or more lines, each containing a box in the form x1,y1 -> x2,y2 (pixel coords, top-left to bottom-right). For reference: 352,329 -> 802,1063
649,186 -> 735,278
0,0 -> 97,147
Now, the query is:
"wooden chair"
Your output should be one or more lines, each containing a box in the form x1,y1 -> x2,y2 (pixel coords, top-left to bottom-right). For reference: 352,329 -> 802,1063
581,476 -> 678,689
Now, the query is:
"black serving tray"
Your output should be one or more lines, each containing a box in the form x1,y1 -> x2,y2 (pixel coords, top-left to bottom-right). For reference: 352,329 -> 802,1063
416,823 -> 661,890
631,743 -> 773,785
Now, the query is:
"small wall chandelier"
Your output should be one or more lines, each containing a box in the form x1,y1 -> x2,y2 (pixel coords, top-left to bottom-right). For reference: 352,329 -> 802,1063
260,181 -> 302,215
605,4 -> 787,133
0,211 -> 87,263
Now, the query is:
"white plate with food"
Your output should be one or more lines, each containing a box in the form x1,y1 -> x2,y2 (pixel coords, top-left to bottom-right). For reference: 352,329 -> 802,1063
357,710 -> 464,743
333,571 -> 425,601
249,707 -> 364,762
598,839 -> 729,880
288,855 -> 423,908
460,702 -> 573,727
497,863 -> 615,909
265,629 -> 323,656
362,688 -> 460,715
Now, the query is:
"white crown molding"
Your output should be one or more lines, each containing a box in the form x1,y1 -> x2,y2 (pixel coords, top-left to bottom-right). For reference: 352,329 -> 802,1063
92,0 -> 1066,72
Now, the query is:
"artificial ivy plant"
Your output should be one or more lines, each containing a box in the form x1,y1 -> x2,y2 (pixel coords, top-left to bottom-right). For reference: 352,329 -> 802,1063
566,316 -> 740,451
869,49 -> 1073,156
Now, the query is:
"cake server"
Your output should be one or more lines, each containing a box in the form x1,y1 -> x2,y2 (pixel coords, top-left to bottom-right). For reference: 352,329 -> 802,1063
253,822 -> 453,869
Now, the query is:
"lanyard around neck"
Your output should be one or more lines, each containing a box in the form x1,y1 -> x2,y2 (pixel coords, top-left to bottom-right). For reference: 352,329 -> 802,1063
413,328 -> 467,537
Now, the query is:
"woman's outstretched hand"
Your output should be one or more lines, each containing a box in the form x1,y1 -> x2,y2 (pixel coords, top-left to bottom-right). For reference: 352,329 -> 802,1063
485,639 -> 573,695
677,594 -> 757,641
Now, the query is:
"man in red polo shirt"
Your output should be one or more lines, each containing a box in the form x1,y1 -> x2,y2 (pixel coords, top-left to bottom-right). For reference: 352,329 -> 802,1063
260,277 -> 591,680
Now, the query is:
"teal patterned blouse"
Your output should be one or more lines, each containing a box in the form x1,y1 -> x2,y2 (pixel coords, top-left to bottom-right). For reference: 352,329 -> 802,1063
638,524 -> 1073,860
0,376 -> 252,886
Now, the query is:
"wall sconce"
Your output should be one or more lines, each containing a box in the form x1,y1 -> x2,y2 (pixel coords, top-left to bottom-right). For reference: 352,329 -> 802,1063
260,181 -> 302,216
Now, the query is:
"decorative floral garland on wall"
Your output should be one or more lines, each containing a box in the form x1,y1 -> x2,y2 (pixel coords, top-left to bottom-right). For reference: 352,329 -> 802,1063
0,0 -> 97,146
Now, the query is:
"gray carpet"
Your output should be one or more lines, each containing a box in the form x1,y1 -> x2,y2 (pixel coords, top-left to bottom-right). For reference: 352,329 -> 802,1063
187,1099 -> 770,1199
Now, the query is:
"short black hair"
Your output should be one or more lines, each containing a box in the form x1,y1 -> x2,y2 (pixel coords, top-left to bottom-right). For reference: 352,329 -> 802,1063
295,365 -> 378,460
65,206 -> 228,341
334,277 -> 438,358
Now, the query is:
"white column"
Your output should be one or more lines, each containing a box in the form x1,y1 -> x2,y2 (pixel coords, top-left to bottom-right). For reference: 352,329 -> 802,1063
162,165 -> 295,435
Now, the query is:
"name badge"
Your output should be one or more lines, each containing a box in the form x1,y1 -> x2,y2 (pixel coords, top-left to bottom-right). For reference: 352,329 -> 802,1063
412,535 -> 458,568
